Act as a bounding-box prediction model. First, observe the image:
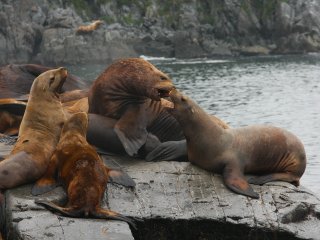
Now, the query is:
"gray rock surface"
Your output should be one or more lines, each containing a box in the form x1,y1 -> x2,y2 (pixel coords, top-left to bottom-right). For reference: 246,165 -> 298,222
1,138 -> 319,239
2,0 -> 320,65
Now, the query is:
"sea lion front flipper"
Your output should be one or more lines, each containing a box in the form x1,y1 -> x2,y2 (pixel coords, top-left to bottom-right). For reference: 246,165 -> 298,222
223,164 -> 259,199
145,140 -> 188,162
35,199 -> 81,217
31,154 -> 59,196
107,167 -> 136,188
114,104 -> 148,156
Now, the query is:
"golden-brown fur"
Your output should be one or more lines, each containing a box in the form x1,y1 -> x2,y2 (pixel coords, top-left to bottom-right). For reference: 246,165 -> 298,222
0,68 -> 67,189
76,20 -> 103,34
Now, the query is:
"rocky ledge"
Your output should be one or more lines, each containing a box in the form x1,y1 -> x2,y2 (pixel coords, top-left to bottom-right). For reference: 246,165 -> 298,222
1,0 -> 320,65
0,141 -> 319,240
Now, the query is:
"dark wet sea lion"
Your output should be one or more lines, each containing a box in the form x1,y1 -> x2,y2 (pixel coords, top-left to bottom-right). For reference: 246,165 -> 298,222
33,112 -> 136,227
0,68 -> 67,189
167,89 -> 306,199
0,99 -> 26,135
86,113 -> 161,157
0,63 -> 88,99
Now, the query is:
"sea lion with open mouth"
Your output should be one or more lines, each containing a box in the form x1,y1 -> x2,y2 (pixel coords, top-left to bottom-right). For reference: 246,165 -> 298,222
167,89 -> 306,199
88,58 -> 184,157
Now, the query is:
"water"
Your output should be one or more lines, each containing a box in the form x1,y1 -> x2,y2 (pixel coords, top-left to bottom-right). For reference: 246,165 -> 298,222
67,54 -> 320,196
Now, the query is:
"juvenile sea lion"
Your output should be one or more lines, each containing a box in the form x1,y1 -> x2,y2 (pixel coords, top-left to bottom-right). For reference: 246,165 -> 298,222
167,89 -> 306,199
33,112 -> 135,227
0,63 -> 88,99
76,20 -> 103,34
0,68 -> 67,189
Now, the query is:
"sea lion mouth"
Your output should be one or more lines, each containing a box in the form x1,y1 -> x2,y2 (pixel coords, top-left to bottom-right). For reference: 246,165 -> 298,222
157,88 -> 171,98
55,68 -> 68,94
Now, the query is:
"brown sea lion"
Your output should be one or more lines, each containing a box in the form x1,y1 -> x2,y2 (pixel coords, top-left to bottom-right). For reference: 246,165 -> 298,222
76,20 -> 103,34
0,63 -> 88,99
0,99 -> 26,135
88,58 -> 229,160
33,112 -> 136,227
167,89 -> 306,199
88,58 -> 183,156
0,68 -> 67,189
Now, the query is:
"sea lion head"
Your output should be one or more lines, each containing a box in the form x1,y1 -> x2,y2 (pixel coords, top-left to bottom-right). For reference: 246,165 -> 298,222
167,88 -> 197,122
62,112 -> 88,137
110,58 -> 174,101
30,67 -> 68,99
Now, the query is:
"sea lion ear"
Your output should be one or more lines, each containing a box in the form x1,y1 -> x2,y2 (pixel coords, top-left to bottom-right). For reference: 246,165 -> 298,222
181,96 -> 187,102
107,167 -> 136,187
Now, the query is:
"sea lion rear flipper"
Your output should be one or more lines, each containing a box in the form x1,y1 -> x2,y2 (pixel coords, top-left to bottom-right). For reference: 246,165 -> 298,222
247,173 -> 300,187
94,208 -> 138,229
223,164 -> 259,199
145,140 -> 188,162
114,104 -> 148,156
107,167 -> 136,187
31,154 -> 59,196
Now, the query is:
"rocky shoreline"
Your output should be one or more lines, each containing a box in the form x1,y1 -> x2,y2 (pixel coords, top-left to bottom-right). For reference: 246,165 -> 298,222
1,0 -> 320,65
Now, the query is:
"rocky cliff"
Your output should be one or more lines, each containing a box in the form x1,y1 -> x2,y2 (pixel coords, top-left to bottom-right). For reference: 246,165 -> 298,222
1,0 -> 320,65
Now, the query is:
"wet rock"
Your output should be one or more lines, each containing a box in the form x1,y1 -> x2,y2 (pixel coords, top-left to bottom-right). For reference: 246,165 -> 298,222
0,139 -> 319,239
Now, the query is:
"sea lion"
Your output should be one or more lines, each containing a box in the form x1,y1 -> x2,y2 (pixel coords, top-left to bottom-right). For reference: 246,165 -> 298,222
0,63 -> 88,99
88,58 -> 229,159
33,112 -> 136,227
0,99 -> 26,135
0,68 -> 67,189
88,58 -> 183,156
76,20 -> 103,34
167,89 -> 306,199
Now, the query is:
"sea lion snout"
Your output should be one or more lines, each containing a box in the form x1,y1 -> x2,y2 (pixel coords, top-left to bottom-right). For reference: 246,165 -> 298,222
154,81 -> 174,99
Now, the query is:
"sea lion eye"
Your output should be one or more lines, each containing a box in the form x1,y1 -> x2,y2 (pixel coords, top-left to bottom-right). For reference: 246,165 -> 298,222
49,75 -> 55,85
160,76 -> 167,81
181,96 -> 187,102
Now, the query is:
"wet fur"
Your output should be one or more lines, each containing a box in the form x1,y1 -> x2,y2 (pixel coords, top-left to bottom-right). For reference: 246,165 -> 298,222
33,112 -> 136,227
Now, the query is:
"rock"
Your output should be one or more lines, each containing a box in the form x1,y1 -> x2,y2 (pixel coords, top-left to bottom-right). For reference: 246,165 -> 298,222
1,136 -> 319,239
2,0 -> 320,67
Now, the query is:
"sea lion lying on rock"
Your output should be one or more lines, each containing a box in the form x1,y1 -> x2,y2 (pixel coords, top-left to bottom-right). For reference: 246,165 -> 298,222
88,58 -> 228,159
33,112 -> 136,227
0,68 -> 67,189
0,63 -> 87,99
167,89 -> 306,199
76,20 -> 103,34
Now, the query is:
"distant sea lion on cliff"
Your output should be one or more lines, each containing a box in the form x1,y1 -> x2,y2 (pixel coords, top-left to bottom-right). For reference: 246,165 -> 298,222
0,68 -> 67,189
33,112 -> 136,227
76,20 -> 103,34
167,89 -> 306,199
